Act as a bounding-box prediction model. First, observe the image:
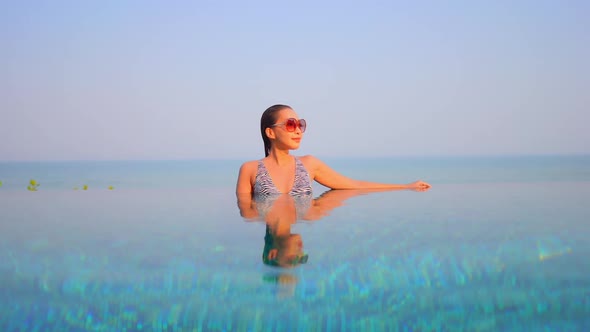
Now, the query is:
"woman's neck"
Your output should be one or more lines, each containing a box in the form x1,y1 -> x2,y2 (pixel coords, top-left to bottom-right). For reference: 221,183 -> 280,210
269,219 -> 292,236
267,149 -> 294,166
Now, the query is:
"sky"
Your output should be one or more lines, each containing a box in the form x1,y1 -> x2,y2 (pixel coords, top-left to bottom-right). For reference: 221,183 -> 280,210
1,0 -> 589,161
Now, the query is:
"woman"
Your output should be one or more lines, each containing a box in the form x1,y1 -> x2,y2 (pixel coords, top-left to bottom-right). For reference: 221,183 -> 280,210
236,104 -> 431,195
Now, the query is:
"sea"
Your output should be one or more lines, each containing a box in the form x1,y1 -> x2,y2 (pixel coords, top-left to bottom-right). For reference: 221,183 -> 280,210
1,155 -> 589,331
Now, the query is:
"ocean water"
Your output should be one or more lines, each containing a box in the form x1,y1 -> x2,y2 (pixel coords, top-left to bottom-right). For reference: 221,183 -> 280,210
0,155 -> 589,331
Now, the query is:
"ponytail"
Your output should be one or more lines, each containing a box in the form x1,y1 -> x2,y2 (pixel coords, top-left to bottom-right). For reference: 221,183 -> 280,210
260,104 -> 291,157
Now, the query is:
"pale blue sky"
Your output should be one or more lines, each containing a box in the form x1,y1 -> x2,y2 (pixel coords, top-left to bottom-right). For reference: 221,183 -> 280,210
1,1 -> 588,161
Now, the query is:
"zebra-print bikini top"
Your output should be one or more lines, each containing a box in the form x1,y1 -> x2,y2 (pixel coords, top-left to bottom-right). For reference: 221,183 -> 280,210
253,157 -> 313,196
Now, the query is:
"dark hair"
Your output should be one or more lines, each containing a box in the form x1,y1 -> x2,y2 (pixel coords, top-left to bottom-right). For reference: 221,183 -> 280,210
263,225 -> 279,266
260,104 -> 292,157
262,226 -> 309,268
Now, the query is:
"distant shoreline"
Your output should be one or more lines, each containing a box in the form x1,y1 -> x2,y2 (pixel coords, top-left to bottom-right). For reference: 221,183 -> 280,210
1,153 -> 589,163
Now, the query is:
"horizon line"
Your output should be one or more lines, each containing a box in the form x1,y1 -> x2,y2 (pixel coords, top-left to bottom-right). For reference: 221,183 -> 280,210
1,153 -> 589,163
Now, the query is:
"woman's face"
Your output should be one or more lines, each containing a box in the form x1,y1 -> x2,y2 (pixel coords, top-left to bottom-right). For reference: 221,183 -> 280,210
270,108 -> 305,151
275,234 -> 306,267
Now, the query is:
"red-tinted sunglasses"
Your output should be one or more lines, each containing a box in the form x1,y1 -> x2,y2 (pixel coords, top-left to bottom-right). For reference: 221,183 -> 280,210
271,118 -> 307,133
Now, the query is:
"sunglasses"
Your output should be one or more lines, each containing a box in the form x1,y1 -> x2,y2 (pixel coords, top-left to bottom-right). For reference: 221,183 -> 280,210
271,118 -> 307,133
288,253 -> 308,266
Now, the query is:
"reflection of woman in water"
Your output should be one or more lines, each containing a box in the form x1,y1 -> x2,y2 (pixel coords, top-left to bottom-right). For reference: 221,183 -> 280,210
240,191 -> 406,299
257,193 -> 311,268
238,189 -> 392,267
236,104 -> 431,196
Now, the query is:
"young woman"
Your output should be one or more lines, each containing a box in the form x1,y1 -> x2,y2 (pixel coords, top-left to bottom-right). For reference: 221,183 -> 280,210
236,104 -> 431,196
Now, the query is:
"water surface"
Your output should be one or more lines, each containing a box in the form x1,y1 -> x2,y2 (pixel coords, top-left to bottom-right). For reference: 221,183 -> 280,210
1,156 -> 589,331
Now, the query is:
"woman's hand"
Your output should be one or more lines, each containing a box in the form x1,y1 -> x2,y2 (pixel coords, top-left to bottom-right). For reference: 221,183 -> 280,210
407,180 -> 431,191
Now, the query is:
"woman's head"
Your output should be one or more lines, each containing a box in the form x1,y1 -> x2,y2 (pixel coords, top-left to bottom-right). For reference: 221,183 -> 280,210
260,104 -> 306,157
263,226 -> 308,268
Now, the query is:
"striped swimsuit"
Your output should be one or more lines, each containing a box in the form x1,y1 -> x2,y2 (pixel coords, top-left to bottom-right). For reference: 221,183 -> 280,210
253,157 -> 313,196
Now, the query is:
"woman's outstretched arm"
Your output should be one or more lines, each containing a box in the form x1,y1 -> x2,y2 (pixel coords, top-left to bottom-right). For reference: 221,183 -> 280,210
304,155 -> 431,191
303,188 -> 401,221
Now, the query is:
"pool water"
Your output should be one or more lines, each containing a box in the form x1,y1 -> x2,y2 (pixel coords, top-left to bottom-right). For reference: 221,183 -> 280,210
1,156 -> 589,331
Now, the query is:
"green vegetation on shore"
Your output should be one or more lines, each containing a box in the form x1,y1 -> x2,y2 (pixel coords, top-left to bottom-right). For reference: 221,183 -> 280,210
27,179 -> 40,191
0,179 -> 116,191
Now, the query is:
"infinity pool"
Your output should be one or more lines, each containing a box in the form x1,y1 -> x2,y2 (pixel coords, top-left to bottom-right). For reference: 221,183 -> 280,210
1,158 -> 589,331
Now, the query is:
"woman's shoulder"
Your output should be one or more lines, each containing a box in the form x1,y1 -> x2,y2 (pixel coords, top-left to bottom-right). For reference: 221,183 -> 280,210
239,159 -> 261,173
297,155 -> 323,169
298,155 -> 322,162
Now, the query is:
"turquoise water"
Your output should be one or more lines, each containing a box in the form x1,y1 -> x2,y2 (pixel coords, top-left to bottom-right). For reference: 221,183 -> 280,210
1,156 -> 589,331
